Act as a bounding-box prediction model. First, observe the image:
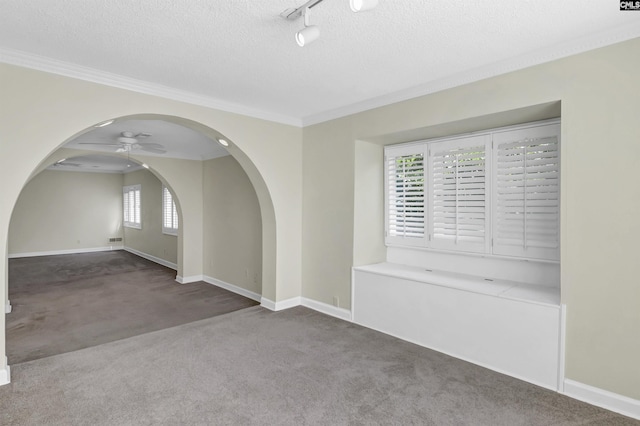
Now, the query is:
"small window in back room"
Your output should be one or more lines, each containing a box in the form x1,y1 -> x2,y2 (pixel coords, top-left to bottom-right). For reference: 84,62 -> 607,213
123,184 -> 141,229
163,186 -> 178,235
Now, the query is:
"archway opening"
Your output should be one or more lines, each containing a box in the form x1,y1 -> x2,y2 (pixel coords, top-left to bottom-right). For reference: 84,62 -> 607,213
5,113 -> 273,364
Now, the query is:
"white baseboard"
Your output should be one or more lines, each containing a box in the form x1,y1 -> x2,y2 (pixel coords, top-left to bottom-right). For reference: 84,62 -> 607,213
260,296 -> 301,311
259,296 -> 353,321
0,357 -> 10,386
563,379 -> 640,420
8,245 -> 124,259
203,275 -> 261,302
301,297 -> 352,321
5,300 -> 12,314
124,247 -> 177,270
175,275 -> 204,284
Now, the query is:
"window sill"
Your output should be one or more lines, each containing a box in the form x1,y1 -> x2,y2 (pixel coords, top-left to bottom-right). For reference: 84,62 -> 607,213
353,262 -> 560,307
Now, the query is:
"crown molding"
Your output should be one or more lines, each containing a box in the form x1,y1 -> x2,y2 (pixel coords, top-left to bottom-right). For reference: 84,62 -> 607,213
0,47 -> 303,128
301,22 -> 640,126
2,21 -> 639,129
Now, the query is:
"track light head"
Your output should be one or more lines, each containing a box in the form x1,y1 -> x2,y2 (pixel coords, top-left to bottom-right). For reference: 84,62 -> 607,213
296,25 -> 320,46
349,0 -> 378,12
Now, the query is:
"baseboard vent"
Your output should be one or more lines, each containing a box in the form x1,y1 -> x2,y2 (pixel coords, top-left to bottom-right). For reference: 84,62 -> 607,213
109,237 -> 123,243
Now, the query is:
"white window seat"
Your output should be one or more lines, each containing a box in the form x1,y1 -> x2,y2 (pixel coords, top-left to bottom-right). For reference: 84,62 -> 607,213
352,262 -> 562,390
353,262 -> 560,307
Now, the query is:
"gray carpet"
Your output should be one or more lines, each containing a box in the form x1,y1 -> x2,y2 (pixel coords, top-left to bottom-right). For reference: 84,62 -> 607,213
1,306 -> 637,425
7,250 -> 258,364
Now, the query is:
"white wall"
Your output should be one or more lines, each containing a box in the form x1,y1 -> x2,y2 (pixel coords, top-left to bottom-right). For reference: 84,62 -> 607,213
204,155 -> 262,294
8,170 -> 123,256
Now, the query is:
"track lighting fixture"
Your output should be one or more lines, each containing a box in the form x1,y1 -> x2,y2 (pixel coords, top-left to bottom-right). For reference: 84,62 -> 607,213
295,7 -> 320,47
349,0 -> 378,12
281,0 -> 378,47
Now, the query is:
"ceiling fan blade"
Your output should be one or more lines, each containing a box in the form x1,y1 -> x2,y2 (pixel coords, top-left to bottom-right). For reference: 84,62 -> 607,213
78,142 -> 120,146
138,142 -> 164,149
140,146 -> 166,154
135,133 -> 152,139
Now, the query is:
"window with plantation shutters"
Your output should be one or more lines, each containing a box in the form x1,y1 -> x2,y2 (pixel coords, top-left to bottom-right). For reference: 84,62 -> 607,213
492,124 -> 560,261
429,135 -> 490,253
384,120 -> 560,262
123,184 -> 141,229
385,145 -> 426,246
162,186 -> 178,235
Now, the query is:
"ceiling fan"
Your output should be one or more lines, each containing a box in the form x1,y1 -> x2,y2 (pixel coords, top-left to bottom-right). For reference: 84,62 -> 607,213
80,131 -> 167,154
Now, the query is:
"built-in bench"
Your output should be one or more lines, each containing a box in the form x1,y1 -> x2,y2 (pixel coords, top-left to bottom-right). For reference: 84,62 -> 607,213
352,262 -> 562,390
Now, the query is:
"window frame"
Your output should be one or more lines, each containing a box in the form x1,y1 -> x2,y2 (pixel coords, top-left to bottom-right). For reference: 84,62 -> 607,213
162,186 -> 179,236
384,119 -> 560,262
123,184 -> 142,229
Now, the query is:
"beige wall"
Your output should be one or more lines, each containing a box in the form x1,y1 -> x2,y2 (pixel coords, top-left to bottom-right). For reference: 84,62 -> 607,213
123,169 -> 178,266
302,38 -> 640,400
204,155 -> 262,294
0,64 -> 302,378
8,170 -> 123,255
2,37 -> 640,404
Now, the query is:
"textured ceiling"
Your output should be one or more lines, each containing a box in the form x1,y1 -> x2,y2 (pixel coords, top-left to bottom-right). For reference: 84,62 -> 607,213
1,1 -> 639,126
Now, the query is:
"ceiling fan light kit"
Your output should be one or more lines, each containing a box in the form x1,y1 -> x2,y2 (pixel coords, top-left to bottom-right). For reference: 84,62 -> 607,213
282,0 -> 378,47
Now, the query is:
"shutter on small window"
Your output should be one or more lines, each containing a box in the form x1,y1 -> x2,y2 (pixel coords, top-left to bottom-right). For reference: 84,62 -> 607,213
493,124 -> 560,260
123,185 -> 141,227
430,136 -> 488,253
385,146 -> 426,246
123,190 -> 130,224
163,187 -> 178,232
134,189 -> 141,224
163,187 -> 172,229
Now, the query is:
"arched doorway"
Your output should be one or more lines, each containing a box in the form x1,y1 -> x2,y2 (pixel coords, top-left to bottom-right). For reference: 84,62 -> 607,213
0,66 -> 303,386
5,116 -> 266,362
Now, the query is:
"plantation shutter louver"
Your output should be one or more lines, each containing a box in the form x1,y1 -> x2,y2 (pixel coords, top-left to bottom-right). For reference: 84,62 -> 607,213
429,135 -> 489,253
163,186 -> 178,234
385,145 -> 426,246
123,184 -> 141,229
493,124 -> 560,260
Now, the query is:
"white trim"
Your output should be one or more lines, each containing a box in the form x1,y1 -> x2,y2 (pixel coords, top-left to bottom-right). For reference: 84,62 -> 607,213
301,22 -> 640,126
3,23 -> 639,128
563,379 -> 640,421
0,358 -> 10,386
5,300 -> 11,314
260,296 -> 301,311
203,275 -> 261,302
0,47 -> 301,127
558,304 -> 567,392
301,297 -> 352,321
260,295 -> 354,321
175,274 -> 204,284
123,247 -> 177,270
260,297 -> 277,311
8,246 -> 124,259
